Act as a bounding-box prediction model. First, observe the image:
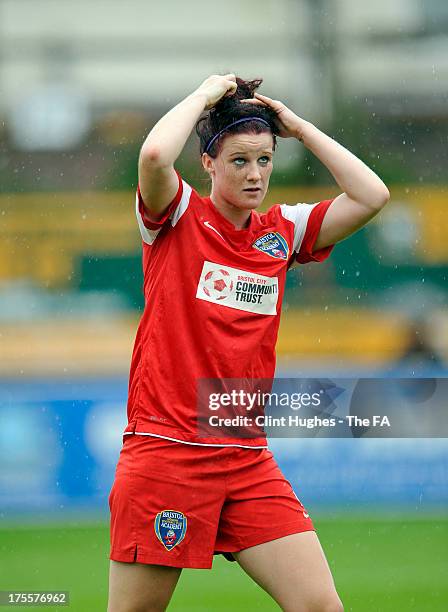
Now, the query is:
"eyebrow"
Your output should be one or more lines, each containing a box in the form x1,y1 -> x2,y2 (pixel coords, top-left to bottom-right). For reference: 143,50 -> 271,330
228,150 -> 273,156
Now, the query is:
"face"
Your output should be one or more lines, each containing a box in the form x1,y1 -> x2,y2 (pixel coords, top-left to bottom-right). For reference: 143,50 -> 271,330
202,131 -> 274,211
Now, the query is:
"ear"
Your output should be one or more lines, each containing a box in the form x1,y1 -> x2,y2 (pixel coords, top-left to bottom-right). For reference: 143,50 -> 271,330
201,153 -> 215,177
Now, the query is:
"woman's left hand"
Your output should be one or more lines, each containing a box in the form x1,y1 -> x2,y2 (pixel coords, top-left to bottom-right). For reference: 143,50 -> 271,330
241,93 -> 309,140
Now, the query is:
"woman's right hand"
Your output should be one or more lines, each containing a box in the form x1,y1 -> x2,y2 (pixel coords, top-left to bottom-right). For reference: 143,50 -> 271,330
194,74 -> 237,110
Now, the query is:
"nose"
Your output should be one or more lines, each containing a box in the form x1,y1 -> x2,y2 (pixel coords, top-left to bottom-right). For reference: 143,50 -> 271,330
247,162 -> 262,182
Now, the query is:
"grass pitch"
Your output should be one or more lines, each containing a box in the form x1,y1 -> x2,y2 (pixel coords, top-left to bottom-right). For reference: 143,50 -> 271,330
1,515 -> 447,611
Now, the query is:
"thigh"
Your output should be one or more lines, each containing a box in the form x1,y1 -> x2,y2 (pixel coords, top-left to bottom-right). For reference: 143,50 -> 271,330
107,560 -> 181,612
216,448 -> 314,554
109,435 -> 227,569
234,531 -> 343,612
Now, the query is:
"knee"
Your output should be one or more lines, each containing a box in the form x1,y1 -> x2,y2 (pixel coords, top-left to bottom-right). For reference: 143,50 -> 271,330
107,595 -> 168,612
284,593 -> 344,612
293,593 -> 343,612
108,602 -> 166,612
317,594 -> 344,612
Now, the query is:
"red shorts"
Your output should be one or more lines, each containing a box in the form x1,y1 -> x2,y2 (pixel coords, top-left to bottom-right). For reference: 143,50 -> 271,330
109,434 -> 314,569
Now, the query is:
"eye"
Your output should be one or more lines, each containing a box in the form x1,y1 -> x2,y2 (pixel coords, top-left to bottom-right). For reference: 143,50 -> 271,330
258,156 -> 271,165
233,158 -> 245,166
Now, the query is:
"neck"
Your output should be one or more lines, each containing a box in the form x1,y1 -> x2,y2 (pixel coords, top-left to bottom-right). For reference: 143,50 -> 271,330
209,191 -> 252,230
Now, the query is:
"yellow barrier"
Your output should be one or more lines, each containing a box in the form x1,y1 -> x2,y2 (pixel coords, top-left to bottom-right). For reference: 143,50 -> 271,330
1,185 -> 447,286
1,309 -> 439,377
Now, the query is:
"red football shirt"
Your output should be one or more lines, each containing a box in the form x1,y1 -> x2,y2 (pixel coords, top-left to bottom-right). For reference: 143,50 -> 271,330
124,172 -> 334,447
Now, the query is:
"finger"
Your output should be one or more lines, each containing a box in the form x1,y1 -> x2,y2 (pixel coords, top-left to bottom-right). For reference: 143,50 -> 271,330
255,93 -> 278,104
223,73 -> 236,82
225,81 -> 238,95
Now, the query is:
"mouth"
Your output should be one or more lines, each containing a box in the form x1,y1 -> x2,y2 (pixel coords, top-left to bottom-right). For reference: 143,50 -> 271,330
243,187 -> 262,193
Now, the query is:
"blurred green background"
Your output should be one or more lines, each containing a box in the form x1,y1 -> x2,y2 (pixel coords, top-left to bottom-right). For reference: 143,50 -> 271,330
2,516 -> 448,611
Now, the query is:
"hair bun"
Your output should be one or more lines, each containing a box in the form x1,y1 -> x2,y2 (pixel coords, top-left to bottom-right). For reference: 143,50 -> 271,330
211,78 -> 262,117
196,75 -> 278,156
234,77 -> 263,100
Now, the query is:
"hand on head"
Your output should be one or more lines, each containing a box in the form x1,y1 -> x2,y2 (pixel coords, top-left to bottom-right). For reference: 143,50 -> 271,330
241,93 -> 307,140
195,74 -> 238,110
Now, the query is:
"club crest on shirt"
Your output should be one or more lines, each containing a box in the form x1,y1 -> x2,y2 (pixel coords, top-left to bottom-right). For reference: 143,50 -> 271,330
154,510 -> 187,551
252,232 -> 289,260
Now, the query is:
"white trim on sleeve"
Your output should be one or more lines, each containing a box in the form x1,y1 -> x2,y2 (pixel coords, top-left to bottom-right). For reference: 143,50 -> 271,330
135,191 -> 161,245
135,179 -> 193,245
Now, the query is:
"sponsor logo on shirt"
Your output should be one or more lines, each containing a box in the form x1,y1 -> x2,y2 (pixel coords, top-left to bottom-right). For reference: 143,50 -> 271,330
196,261 -> 279,316
252,232 -> 289,260
154,509 -> 187,551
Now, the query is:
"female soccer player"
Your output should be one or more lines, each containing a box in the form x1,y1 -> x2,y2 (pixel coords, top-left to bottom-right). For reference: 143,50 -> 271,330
108,74 -> 389,612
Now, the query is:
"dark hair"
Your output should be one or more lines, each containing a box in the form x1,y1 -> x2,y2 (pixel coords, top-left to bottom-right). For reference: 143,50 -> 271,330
195,77 -> 278,157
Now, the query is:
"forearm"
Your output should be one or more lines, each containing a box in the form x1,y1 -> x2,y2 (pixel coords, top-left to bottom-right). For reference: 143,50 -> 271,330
140,91 -> 207,167
299,122 -> 390,207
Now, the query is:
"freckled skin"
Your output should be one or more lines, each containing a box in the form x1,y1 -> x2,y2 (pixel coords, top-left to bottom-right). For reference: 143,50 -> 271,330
202,132 -> 274,229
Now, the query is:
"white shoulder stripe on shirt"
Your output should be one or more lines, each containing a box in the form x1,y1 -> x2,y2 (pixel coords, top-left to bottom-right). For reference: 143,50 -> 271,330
171,180 -> 192,227
280,202 -> 319,253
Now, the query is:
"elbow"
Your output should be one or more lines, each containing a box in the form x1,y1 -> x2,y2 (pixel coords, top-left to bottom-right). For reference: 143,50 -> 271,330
369,185 -> 390,211
140,145 -> 160,164
378,186 -> 391,208
139,143 -> 165,168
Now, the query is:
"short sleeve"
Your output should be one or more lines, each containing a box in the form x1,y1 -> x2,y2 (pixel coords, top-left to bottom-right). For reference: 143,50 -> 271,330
295,199 -> 335,264
135,171 -> 192,245
137,170 -> 183,231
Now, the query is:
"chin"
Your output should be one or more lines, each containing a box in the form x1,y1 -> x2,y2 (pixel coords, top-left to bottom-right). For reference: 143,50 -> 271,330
247,200 -> 263,210
233,200 -> 261,211
237,193 -> 265,209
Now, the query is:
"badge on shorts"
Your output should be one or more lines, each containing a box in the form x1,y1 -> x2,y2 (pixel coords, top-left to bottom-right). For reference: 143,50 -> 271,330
154,510 -> 187,551
252,232 -> 289,260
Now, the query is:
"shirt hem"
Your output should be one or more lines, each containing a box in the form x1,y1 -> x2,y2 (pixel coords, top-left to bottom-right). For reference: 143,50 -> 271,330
124,430 -> 268,449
